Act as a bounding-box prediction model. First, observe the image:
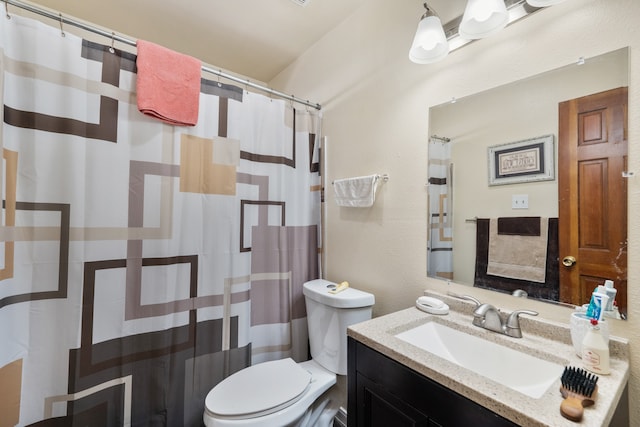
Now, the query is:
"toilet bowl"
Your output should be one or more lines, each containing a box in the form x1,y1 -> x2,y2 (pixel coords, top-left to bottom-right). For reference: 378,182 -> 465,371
203,359 -> 335,427
203,279 -> 374,427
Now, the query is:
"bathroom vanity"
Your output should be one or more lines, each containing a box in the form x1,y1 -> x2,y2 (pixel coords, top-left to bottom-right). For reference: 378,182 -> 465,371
347,293 -> 629,427
348,338 -> 518,426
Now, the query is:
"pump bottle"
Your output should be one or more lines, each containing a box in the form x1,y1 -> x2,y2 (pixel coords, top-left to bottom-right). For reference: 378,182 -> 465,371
581,319 -> 610,375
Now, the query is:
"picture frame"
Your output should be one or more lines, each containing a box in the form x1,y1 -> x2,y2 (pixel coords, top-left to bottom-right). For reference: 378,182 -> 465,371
487,134 -> 555,186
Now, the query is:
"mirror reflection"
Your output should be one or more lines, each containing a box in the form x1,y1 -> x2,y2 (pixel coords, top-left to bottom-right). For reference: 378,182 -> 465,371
427,47 -> 628,319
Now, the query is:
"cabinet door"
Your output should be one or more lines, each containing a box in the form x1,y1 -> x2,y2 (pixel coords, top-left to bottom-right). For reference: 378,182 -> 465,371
348,338 -> 517,427
357,373 -> 436,427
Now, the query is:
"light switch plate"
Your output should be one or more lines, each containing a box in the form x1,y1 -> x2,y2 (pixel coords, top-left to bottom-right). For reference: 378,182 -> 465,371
512,194 -> 529,209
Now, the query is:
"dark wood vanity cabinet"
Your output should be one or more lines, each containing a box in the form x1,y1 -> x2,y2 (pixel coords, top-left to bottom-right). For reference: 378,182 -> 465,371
347,337 -> 519,427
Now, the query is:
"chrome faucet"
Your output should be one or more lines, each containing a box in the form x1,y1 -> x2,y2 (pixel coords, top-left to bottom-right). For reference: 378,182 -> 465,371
449,293 -> 538,338
472,303 -> 504,333
473,304 -> 538,338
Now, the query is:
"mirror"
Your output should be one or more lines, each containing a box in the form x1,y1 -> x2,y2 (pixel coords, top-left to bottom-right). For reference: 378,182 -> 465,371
427,47 -> 628,318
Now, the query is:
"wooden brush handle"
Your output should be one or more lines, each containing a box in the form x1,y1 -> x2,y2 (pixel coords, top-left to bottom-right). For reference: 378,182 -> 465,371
560,395 -> 584,422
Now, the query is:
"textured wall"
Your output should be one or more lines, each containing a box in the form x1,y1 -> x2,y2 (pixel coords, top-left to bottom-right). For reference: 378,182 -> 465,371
272,0 -> 640,424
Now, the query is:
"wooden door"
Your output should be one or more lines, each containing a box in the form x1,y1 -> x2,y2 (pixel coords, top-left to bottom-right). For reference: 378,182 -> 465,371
558,87 -> 627,316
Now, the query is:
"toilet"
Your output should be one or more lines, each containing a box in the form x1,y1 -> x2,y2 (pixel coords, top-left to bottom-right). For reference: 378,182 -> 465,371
203,279 -> 375,427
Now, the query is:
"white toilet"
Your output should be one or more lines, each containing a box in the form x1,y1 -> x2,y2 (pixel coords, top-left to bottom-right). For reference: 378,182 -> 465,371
203,279 -> 375,427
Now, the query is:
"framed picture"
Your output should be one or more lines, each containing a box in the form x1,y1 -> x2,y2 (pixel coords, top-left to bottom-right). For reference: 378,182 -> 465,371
487,134 -> 555,186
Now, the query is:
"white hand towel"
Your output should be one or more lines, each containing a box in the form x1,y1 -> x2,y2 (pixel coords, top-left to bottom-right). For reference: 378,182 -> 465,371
333,175 -> 378,207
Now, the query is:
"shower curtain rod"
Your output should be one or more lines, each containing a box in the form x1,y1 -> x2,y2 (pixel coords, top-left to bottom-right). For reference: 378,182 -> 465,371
5,0 -> 322,111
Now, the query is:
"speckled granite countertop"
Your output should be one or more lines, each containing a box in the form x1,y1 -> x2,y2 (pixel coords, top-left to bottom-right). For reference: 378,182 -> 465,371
347,292 -> 629,427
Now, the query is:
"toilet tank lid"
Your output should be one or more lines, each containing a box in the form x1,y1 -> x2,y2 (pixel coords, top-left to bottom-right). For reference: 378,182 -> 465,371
303,279 -> 375,308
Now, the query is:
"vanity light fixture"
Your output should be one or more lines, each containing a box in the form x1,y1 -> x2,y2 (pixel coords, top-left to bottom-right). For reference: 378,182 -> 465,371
459,0 -> 509,40
408,3 -> 449,64
410,0 -> 567,65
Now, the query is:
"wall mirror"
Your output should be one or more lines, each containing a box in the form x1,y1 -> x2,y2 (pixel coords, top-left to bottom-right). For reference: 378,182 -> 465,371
427,47 -> 629,319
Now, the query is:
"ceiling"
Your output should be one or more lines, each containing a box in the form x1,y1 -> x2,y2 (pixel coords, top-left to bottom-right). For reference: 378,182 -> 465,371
25,0 -> 468,83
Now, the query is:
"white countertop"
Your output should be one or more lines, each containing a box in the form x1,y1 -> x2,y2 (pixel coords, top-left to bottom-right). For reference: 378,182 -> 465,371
347,293 -> 629,427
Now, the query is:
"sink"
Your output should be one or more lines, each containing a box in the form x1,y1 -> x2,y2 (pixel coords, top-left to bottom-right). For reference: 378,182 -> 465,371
395,321 -> 564,398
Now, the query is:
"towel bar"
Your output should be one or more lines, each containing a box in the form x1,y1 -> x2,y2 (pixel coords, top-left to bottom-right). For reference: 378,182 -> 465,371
331,173 -> 389,185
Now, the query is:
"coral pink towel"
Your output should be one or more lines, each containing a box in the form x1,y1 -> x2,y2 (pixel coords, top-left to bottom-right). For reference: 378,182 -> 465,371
136,40 -> 201,126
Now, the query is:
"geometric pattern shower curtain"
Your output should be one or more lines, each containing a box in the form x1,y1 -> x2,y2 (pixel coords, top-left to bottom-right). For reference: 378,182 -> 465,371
427,136 -> 453,280
0,14 -> 321,427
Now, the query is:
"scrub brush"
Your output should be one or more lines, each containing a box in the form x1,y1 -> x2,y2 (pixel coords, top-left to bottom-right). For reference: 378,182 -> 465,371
559,366 -> 599,422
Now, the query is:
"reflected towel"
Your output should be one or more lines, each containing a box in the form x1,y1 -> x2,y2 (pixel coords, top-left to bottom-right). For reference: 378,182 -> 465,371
487,217 -> 548,283
333,175 -> 378,207
497,216 -> 541,236
136,40 -> 201,126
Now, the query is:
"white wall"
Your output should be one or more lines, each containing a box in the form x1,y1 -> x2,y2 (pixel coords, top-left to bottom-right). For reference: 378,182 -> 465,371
271,0 -> 640,424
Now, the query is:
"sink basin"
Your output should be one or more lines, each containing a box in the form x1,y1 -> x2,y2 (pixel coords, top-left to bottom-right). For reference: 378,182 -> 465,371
395,321 -> 564,398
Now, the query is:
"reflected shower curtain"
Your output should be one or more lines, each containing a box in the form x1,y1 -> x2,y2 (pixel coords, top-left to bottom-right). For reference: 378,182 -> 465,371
427,137 -> 453,279
0,14 -> 322,427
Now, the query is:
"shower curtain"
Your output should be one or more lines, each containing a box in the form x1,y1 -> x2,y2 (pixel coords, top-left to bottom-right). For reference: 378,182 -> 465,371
0,14 -> 322,427
427,137 -> 453,280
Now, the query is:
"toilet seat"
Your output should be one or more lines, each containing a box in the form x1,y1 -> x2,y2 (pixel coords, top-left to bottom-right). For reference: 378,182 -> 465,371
204,358 -> 312,419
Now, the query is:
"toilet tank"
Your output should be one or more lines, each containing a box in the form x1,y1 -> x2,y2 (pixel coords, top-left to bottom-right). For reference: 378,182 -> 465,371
303,279 -> 375,375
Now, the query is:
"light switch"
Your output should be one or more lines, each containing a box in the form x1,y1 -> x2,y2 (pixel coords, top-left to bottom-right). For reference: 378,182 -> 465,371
512,194 -> 529,209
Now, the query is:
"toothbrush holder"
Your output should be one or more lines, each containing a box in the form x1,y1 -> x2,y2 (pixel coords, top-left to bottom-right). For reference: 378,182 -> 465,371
569,312 -> 610,357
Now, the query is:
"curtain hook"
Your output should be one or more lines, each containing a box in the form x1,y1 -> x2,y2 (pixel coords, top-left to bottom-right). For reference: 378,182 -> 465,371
109,32 -> 115,53
217,70 -> 222,87
245,79 -> 250,95
59,13 -> 65,37
5,1 -> 11,20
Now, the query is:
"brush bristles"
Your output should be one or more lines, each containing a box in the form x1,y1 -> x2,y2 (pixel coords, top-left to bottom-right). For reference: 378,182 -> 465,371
561,366 -> 599,397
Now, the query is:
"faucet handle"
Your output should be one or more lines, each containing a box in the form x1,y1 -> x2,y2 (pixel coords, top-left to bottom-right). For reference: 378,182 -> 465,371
447,292 -> 481,307
505,309 -> 538,338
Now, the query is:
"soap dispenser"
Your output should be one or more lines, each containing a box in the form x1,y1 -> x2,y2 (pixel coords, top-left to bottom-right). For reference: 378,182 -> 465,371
581,319 -> 610,375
